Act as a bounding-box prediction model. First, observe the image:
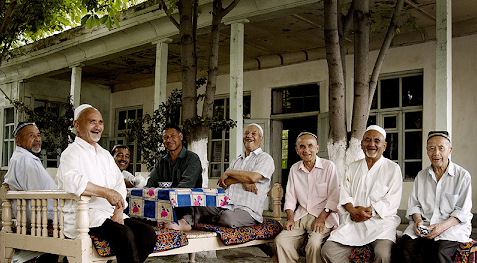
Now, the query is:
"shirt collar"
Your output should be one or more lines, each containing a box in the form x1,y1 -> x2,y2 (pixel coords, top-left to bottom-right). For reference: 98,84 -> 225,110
428,161 -> 455,178
239,148 -> 263,159
299,156 -> 323,172
75,136 -> 100,151
15,146 -> 40,160
166,146 -> 187,161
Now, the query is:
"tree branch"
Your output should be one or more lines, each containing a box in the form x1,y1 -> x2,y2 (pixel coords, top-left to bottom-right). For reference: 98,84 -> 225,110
368,0 -> 405,109
0,0 -> 18,36
342,0 -> 354,35
221,0 -> 241,18
159,0 -> 180,30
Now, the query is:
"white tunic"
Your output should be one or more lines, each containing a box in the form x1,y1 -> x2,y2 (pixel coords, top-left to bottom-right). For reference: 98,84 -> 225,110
56,137 -> 128,238
328,157 -> 403,246
3,146 -> 57,221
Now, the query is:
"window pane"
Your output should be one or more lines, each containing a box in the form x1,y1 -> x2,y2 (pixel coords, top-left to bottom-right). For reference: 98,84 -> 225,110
367,115 -> 377,126
402,75 -> 423,107
405,111 -> 422,129
213,99 -> 225,120
47,160 -> 57,167
405,131 -> 422,159
5,108 -> 14,124
405,161 -> 421,180
380,78 -> 399,108
383,133 -> 398,160
370,93 -> 378,109
4,126 -> 9,139
304,97 -> 320,112
243,95 -> 251,119
211,141 -> 222,162
225,141 -> 229,162
211,130 -> 222,139
128,109 -> 136,120
210,163 -> 221,178
303,85 -> 319,96
383,116 -> 397,129
137,109 -> 143,119
118,111 -> 127,130
287,98 -> 302,113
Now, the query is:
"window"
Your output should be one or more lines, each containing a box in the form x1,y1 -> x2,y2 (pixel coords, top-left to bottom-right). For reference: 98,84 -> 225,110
112,107 -> 143,174
2,107 -> 15,167
208,95 -> 251,177
272,83 -> 320,114
368,72 -> 423,180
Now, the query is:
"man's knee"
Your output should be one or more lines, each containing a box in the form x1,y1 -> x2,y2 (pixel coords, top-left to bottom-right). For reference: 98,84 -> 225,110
373,240 -> 393,262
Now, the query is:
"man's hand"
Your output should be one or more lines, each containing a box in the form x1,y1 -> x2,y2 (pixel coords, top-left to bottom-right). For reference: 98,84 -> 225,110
349,206 -> 372,222
105,188 -> 125,209
217,172 -> 229,189
243,183 -> 258,194
111,206 -> 124,225
413,220 -> 424,237
283,219 -> 295,231
312,217 -> 326,233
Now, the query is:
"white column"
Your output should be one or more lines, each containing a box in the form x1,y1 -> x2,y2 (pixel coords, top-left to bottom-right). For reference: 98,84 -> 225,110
228,20 -> 248,158
435,0 -> 452,133
70,65 -> 82,108
153,39 -> 172,111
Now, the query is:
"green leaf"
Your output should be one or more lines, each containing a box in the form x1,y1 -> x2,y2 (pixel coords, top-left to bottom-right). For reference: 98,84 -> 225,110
113,16 -> 120,27
86,16 -> 94,28
81,14 -> 91,25
105,16 -> 112,29
100,15 -> 109,24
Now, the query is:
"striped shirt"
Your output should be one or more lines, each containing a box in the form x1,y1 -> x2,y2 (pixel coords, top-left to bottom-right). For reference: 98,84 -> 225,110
224,148 -> 275,223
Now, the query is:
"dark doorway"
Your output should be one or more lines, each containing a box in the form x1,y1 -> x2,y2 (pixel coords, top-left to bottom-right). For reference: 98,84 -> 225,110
280,116 -> 317,203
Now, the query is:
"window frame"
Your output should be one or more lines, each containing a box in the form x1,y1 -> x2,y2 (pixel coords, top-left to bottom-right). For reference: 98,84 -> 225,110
368,70 -> 423,181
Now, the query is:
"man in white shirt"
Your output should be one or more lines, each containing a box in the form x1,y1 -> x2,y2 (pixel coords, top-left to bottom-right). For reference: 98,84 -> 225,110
56,104 -> 156,263
3,122 -> 57,221
321,125 -> 403,263
400,131 -> 472,263
176,123 -> 275,230
275,132 -> 339,263
3,122 -> 59,263
111,144 -> 146,188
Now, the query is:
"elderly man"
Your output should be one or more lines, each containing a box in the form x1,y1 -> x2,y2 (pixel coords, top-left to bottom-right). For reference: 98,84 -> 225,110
57,104 -> 156,263
400,131 -> 472,263
112,145 -> 146,188
176,123 -> 275,230
3,122 -> 57,220
3,122 -> 59,263
146,123 -> 202,188
321,125 -> 403,263
275,132 -> 339,263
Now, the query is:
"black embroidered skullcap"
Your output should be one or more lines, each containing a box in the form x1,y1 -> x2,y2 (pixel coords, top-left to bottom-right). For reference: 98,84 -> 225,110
12,122 -> 37,137
427,131 -> 451,142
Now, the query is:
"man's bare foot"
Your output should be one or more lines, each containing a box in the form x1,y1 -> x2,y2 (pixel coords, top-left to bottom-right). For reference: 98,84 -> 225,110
163,219 -> 192,231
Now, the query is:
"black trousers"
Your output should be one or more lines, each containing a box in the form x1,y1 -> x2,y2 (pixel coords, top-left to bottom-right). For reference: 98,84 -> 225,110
400,234 -> 460,263
89,218 -> 157,263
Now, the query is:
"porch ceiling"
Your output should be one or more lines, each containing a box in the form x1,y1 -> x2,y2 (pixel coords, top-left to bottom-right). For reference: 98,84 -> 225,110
45,0 -> 477,91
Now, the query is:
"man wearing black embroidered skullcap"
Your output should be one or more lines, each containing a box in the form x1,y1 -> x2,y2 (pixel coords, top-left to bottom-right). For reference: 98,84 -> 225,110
400,131 -> 473,263
3,122 -> 59,263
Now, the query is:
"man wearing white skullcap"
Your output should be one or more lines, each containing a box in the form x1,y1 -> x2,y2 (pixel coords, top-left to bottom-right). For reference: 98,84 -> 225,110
57,104 -> 156,263
322,125 -> 403,263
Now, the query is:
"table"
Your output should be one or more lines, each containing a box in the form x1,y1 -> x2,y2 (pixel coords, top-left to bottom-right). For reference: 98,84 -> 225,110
125,188 -> 233,223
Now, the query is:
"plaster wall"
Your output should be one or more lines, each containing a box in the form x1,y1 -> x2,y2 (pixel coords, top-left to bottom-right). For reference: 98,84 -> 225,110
110,34 -> 477,213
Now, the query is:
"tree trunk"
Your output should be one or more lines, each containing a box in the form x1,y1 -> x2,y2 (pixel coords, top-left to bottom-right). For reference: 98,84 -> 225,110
324,0 -> 347,178
179,0 -> 198,122
188,124 -> 209,187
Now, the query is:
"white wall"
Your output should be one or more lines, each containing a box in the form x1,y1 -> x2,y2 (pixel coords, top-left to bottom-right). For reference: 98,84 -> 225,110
110,34 -> 477,213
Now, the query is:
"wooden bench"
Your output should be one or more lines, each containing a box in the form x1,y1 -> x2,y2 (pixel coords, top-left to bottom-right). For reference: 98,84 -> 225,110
0,183 -> 284,263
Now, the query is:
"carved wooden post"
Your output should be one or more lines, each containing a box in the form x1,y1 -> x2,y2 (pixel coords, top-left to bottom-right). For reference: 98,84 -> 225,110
269,183 -> 283,221
53,199 -> 59,238
42,199 -> 48,237
1,184 -> 12,233
78,196 -> 93,262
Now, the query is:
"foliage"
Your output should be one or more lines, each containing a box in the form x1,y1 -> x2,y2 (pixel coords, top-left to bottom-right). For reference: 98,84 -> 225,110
126,88 -> 236,170
10,97 -> 75,158
0,0 -> 144,65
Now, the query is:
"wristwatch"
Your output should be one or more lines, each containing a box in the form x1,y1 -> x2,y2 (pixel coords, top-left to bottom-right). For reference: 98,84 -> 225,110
324,208 -> 331,213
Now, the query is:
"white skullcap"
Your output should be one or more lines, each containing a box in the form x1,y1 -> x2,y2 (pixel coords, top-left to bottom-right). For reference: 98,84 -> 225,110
246,123 -> 264,137
74,104 -> 96,121
366,125 -> 386,138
